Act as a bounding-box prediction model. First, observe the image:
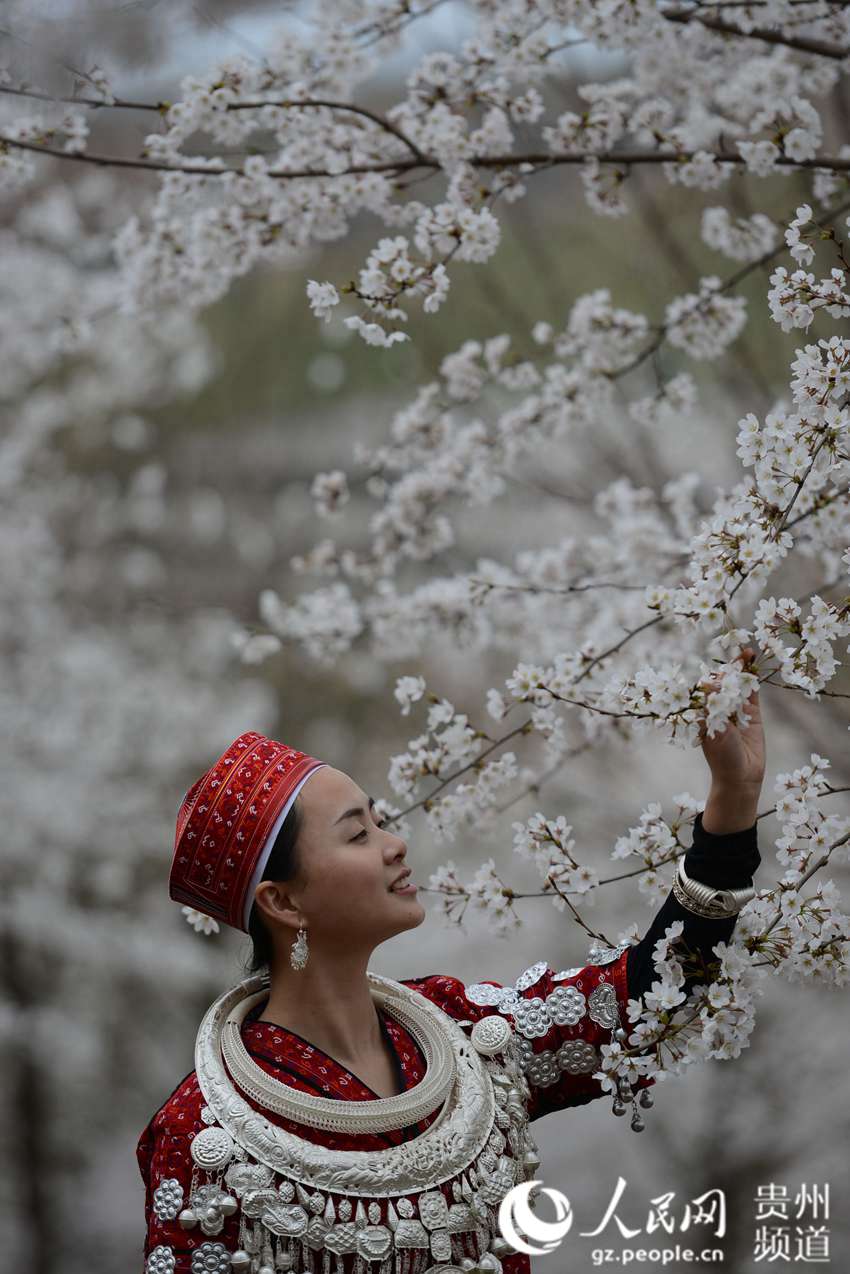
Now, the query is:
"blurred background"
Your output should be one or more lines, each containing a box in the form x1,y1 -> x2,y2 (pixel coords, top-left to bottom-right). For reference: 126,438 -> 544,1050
1,2 -> 847,1271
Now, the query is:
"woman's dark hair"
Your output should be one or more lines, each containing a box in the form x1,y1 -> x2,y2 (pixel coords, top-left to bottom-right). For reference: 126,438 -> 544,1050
244,799 -> 303,975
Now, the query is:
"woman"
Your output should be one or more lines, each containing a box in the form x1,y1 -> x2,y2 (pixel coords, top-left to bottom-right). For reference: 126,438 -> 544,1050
138,659 -> 764,1274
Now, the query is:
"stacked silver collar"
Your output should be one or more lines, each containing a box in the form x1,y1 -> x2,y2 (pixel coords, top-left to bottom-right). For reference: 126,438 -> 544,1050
178,972 -> 542,1274
221,981 -> 457,1134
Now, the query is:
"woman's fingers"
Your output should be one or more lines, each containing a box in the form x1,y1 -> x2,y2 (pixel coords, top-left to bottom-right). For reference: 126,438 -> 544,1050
699,646 -> 757,694
695,646 -> 760,740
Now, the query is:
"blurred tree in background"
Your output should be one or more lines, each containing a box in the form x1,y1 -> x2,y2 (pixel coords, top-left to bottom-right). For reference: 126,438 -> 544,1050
1,3 -> 848,1271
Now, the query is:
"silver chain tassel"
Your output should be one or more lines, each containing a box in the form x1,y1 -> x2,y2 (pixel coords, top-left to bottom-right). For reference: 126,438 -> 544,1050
611,1013 -> 654,1131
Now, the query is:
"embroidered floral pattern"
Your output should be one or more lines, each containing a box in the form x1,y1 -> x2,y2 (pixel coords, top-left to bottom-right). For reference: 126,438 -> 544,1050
171,733 -> 325,930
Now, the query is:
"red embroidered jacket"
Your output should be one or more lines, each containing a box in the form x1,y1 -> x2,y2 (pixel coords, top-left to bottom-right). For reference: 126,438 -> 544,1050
138,814 -> 760,1272
137,952 -> 635,1274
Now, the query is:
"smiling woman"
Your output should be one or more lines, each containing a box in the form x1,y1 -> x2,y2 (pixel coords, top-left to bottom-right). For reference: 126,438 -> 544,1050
243,763 -> 427,1077
139,727 -> 760,1274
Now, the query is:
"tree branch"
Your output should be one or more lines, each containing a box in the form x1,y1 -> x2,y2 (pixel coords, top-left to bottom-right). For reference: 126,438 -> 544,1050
662,3 -> 850,59
610,191 -> 850,382
3,130 -> 850,180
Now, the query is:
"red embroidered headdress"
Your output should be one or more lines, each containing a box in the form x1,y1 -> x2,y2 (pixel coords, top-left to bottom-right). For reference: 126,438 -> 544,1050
169,730 -> 327,933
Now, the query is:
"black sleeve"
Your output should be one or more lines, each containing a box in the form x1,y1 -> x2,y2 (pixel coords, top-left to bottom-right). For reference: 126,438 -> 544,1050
626,809 -> 761,1001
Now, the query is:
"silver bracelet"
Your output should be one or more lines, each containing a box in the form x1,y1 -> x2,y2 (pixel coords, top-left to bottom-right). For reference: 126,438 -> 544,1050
672,857 -> 756,919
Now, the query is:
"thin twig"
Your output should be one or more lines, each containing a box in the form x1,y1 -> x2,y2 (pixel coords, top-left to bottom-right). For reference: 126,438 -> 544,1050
3,131 -> 850,180
662,4 -> 850,58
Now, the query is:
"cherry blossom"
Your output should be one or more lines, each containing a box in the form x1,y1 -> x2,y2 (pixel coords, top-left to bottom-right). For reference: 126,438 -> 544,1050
4,0 -> 850,1142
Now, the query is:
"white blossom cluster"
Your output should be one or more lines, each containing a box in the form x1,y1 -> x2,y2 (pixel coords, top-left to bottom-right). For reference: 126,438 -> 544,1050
767,262 -> 850,333
753,595 -> 850,696
605,659 -> 761,746
541,89 -> 630,156
251,252 -> 847,709
0,154 -> 288,1247
426,858 -> 470,929
6,0 -> 850,1127
182,906 -> 219,935
0,107 -> 89,191
387,693 -> 483,797
734,334 -> 849,564
2,1 -> 847,346
627,371 -> 697,429
701,207 -> 779,263
593,918 -> 764,1095
611,796 -> 702,907
310,469 -> 351,518
596,755 -> 850,1092
423,751 -> 519,844
246,117 -> 850,1107
257,582 -> 364,663
394,673 -> 427,715
511,812 -> 600,909
785,203 -> 817,267
664,276 -> 748,361
766,753 -> 850,878
466,857 -> 516,935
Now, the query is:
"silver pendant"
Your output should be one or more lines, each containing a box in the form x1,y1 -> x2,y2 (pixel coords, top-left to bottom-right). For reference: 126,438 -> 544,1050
551,966 -> 583,981
524,1049 -> 561,1088
190,1125 -> 235,1173
389,1216 -> 429,1252
152,1177 -> 184,1221
512,961 -> 548,992
463,982 -> 509,1007
189,1241 -> 232,1272
355,1224 -> 393,1262
508,996 -> 551,1039
586,942 -> 630,965
544,984 -> 586,1026
146,1245 -> 176,1273
470,1015 -> 512,1056
587,981 -> 619,1030
555,1039 -> 599,1075
428,1226 -> 452,1262
290,926 -> 309,971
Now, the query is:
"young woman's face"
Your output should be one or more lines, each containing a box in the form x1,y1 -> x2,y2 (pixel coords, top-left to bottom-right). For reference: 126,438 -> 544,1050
287,766 -> 425,953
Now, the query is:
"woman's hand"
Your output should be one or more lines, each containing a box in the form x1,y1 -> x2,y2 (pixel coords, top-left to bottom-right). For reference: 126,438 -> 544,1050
696,646 -> 765,834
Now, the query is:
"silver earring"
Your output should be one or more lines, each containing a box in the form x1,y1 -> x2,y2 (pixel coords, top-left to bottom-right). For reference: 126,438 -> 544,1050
290,923 -> 309,971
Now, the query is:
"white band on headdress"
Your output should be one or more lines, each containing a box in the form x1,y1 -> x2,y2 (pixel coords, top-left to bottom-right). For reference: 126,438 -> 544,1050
242,763 -> 327,931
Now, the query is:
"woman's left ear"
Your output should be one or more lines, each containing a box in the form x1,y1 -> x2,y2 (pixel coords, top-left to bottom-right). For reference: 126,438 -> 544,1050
254,880 -> 295,924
